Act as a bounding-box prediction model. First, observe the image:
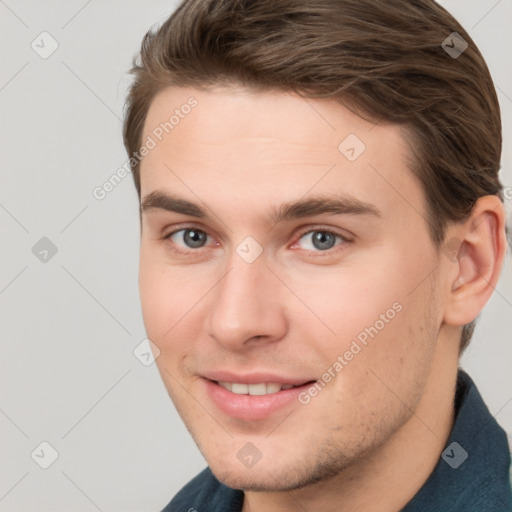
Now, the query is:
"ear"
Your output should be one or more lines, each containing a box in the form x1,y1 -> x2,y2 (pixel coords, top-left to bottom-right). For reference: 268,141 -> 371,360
442,195 -> 507,328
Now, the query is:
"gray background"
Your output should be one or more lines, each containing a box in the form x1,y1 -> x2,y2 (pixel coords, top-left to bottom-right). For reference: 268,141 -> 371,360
1,1 -> 511,510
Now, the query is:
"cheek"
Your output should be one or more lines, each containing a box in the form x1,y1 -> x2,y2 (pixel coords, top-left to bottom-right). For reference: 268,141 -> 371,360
139,250 -> 185,339
289,259 -> 436,386
138,249 -> 215,353
138,257 -> 165,336
288,267 -> 403,351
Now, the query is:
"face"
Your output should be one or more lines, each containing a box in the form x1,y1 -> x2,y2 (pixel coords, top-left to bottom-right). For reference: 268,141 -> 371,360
138,86 -> 446,491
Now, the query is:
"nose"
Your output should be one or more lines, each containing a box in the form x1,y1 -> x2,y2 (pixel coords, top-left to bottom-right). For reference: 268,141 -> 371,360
205,254 -> 288,351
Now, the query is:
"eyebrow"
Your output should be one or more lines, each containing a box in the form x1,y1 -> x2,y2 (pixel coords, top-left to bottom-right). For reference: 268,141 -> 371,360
141,190 -> 381,225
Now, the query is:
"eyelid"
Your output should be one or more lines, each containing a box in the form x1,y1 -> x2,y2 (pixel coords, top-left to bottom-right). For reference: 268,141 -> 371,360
293,225 -> 351,243
164,223 -> 214,241
296,225 -> 347,237
162,224 -> 352,255
164,225 -> 218,254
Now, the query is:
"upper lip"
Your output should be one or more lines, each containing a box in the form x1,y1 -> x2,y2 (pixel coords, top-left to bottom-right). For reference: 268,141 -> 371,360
202,370 -> 316,386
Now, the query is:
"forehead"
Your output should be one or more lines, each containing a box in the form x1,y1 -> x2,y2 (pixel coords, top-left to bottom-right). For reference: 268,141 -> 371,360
139,86 -> 425,224
143,85 -> 380,155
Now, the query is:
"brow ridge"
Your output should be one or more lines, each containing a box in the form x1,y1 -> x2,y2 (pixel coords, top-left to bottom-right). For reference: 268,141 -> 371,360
141,191 -> 381,225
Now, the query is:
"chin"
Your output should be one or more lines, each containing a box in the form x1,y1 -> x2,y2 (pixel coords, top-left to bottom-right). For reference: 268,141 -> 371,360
208,451 -> 352,492
211,466 -> 299,492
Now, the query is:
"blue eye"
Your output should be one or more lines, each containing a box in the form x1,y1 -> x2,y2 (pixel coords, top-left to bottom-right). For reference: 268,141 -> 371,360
168,228 -> 210,249
165,227 -> 346,254
297,230 -> 344,251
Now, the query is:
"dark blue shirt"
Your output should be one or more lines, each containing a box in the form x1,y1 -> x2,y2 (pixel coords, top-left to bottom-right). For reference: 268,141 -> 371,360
162,370 -> 512,511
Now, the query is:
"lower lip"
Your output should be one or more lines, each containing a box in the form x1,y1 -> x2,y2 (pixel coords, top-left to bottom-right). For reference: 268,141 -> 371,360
203,378 -> 314,421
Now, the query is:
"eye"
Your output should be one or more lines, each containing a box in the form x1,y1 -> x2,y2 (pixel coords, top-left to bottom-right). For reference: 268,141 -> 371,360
167,228 -> 212,249
296,230 -> 345,251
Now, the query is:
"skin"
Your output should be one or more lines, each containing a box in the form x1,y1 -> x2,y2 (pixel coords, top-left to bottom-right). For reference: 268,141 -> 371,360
137,85 -> 506,512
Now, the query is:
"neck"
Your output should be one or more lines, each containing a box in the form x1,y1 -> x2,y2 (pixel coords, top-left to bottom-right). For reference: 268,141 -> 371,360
242,332 -> 460,512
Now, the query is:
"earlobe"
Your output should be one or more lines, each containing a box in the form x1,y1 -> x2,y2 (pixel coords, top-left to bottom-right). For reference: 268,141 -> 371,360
443,195 -> 506,327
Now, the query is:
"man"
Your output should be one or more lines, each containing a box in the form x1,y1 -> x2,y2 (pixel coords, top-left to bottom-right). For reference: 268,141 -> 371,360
123,0 -> 512,510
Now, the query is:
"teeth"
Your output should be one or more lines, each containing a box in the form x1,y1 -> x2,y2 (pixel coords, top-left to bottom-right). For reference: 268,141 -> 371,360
218,382 -> 296,395
265,383 -> 282,394
231,383 -> 248,394
218,382 -> 232,392
248,383 -> 266,396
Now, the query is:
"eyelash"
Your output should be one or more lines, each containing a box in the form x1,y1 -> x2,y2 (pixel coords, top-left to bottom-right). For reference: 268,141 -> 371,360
163,226 -> 351,257
291,227 -> 348,255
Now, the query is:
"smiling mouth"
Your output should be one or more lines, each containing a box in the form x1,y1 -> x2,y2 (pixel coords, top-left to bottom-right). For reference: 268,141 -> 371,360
203,378 -> 318,420
213,380 -> 315,396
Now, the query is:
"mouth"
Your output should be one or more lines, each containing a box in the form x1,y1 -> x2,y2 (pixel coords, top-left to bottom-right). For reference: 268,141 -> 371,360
202,377 -> 317,421
215,381 -> 312,395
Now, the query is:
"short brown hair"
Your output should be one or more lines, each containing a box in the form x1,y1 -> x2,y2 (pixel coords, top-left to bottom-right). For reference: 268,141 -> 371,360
123,0 -> 503,351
